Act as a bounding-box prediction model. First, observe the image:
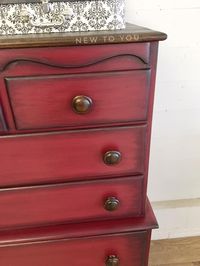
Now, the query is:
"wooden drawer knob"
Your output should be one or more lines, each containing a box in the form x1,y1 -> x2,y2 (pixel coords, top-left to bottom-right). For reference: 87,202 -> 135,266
104,197 -> 120,211
72,95 -> 92,114
106,255 -> 120,266
103,151 -> 121,165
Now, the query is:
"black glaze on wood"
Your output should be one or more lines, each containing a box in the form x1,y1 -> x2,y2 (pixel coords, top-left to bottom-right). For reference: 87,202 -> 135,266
0,105 -> 7,132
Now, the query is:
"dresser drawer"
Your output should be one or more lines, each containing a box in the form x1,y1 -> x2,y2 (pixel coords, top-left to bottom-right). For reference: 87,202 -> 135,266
0,125 -> 146,187
6,70 -> 151,130
0,176 -> 143,230
0,231 -> 149,266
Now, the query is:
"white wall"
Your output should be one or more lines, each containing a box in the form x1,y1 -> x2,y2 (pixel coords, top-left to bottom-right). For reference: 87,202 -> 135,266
126,0 -> 200,239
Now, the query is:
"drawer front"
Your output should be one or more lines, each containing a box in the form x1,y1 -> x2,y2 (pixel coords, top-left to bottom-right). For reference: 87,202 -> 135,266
6,70 -> 150,130
0,43 -> 150,73
0,176 -> 143,230
0,231 -> 149,266
0,126 -> 146,187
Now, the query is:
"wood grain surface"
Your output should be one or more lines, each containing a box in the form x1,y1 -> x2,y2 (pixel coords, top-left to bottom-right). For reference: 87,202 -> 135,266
149,236 -> 200,266
0,176 -> 144,230
6,70 -> 150,130
0,202 -> 157,265
0,199 -> 157,244
0,23 -> 167,49
0,42 -> 149,72
0,125 -> 146,187
0,231 -> 149,266
0,42 -> 153,134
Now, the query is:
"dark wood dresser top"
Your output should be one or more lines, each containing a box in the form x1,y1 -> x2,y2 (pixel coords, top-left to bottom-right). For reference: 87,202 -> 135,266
0,23 -> 167,49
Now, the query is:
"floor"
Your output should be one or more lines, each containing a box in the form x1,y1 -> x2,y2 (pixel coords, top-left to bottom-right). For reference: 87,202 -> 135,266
149,236 -> 200,266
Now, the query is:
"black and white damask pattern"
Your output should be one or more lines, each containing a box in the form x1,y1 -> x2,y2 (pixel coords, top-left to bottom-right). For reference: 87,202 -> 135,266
0,1 -> 125,35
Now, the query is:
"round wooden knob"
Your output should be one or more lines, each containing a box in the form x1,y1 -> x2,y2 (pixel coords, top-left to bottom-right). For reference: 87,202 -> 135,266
106,255 -> 120,266
103,151 -> 121,165
72,95 -> 92,114
104,197 -> 120,211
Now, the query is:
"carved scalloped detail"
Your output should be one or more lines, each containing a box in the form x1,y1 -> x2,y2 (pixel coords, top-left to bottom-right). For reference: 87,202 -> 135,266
1,54 -> 148,72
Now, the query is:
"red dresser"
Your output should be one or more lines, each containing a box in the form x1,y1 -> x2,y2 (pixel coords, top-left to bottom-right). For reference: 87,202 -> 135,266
0,24 -> 167,265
